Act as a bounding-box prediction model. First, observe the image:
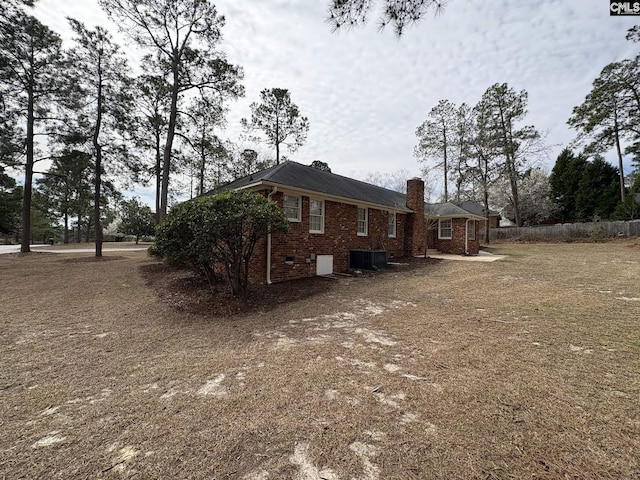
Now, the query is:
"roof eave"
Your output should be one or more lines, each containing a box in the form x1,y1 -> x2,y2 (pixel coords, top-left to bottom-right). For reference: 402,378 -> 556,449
425,212 -> 485,221
238,180 -> 413,213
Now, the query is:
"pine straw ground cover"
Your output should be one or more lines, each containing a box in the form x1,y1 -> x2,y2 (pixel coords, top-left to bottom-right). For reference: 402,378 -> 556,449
0,241 -> 639,479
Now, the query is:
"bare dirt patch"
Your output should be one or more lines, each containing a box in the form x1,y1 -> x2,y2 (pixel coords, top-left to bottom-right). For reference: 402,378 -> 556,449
1,242 -> 639,479
140,256 -> 438,317
139,262 -> 336,317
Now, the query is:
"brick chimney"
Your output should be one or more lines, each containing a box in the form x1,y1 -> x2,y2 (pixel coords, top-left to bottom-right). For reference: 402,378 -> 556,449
405,178 -> 427,256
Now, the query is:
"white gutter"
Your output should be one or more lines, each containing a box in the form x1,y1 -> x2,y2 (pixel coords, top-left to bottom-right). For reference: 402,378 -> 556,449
266,186 -> 278,285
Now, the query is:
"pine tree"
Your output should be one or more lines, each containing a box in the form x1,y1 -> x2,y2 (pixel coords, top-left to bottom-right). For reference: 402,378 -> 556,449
98,0 -> 244,221
66,19 -> 134,256
35,149 -> 93,244
475,84 -> 546,226
241,88 -> 309,165
327,0 -> 446,36
568,60 -> 640,202
0,5 -> 65,252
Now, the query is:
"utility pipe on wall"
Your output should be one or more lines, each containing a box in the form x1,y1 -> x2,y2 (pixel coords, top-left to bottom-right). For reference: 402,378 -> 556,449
465,219 -> 470,256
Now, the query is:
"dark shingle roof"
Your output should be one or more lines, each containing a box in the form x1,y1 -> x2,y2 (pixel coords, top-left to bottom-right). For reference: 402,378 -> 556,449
460,200 -> 500,217
205,161 -> 410,211
425,202 -> 485,220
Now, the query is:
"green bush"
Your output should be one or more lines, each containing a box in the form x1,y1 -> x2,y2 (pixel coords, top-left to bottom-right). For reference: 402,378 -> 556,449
613,178 -> 640,220
153,190 -> 289,295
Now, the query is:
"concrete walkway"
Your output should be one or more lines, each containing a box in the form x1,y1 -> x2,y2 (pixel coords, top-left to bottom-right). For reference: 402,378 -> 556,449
0,245 -> 147,255
0,244 -> 48,255
426,250 -> 506,262
34,247 -> 148,254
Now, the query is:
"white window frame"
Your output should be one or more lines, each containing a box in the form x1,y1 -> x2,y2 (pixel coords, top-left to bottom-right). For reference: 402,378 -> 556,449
388,211 -> 396,238
357,207 -> 368,236
309,198 -> 325,234
283,195 -> 301,222
438,218 -> 452,239
467,220 -> 476,240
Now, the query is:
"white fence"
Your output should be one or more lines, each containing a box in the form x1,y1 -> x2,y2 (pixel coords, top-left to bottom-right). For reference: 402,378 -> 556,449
488,220 -> 640,242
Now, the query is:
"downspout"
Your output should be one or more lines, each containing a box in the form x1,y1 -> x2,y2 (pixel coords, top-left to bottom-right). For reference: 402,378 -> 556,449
465,219 -> 470,256
424,216 -> 428,259
266,186 -> 278,285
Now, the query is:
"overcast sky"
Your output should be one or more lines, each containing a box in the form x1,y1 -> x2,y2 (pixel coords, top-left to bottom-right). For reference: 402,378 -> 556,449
31,0 -> 639,202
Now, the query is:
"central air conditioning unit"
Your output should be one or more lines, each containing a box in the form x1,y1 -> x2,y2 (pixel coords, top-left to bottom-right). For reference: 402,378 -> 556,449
349,250 -> 387,270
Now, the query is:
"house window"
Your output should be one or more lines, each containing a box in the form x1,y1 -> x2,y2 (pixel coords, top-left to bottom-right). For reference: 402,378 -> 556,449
388,212 -> 396,238
309,199 -> 324,233
467,220 -> 476,240
283,195 -> 301,222
438,218 -> 452,239
357,207 -> 368,236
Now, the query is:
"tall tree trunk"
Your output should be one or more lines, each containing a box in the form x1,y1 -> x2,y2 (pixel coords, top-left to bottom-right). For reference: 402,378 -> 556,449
455,163 -> 464,203
455,131 -> 466,203
159,57 -> 180,221
154,130 -> 162,224
93,57 -> 104,257
20,74 -> 35,253
483,194 -> 490,244
506,158 -> 521,226
483,157 -> 491,244
63,212 -> 69,244
199,149 -> 205,196
614,111 -> 626,202
275,116 -> 280,165
85,216 -> 92,242
442,123 -> 448,202
94,148 -> 103,256
499,109 -> 521,226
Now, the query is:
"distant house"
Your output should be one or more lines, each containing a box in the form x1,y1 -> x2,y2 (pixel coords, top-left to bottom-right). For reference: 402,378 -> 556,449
205,161 -> 479,283
425,202 -> 485,255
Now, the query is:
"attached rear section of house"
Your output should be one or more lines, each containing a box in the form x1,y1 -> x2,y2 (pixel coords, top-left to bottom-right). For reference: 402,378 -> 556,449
205,161 -> 483,284
425,202 -> 484,255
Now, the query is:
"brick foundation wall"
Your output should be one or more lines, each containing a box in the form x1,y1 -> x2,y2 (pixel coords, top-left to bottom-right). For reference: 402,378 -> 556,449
249,190 -> 408,283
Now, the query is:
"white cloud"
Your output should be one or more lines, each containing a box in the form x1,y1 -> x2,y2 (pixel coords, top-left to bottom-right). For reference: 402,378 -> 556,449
28,0 -> 640,203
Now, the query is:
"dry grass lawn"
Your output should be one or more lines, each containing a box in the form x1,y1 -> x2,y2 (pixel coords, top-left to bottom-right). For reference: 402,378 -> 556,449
1,241 -> 639,479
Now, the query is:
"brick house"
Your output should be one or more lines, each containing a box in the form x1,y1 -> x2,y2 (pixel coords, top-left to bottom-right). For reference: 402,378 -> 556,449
425,202 -> 484,255
207,161 -> 479,283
